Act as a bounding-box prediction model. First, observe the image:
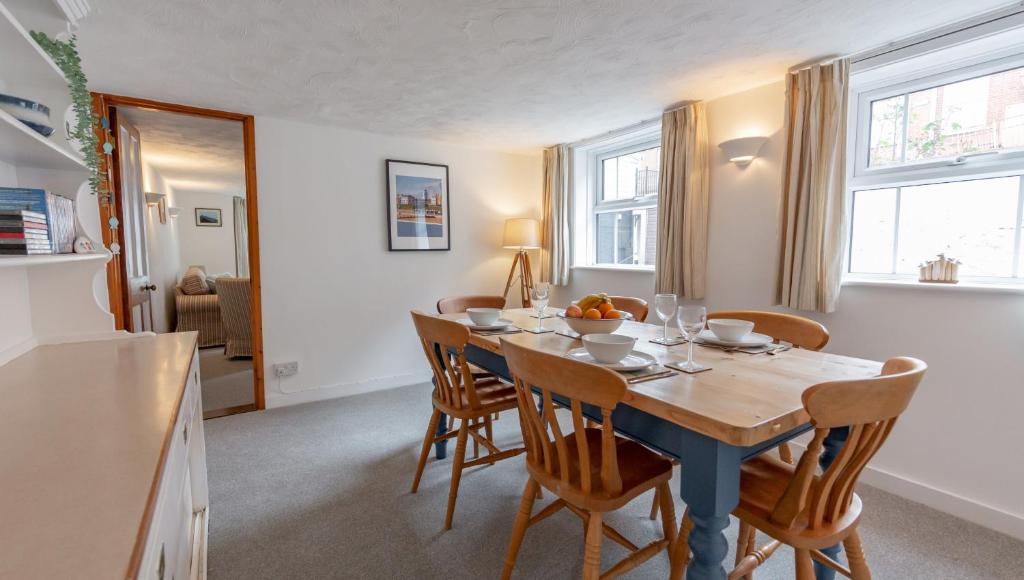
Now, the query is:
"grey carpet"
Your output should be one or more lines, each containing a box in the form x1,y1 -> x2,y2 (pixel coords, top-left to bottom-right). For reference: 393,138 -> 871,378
199,347 -> 255,411
204,383 -> 1023,579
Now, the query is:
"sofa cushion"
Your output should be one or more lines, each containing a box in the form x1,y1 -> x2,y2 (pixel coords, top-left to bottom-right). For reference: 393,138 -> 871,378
180,267 -> 210,295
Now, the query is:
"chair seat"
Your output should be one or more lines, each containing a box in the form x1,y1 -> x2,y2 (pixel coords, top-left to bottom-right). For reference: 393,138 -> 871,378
433,378 -> 519,418
735,455 -> 863,549
528,428 -> 673,512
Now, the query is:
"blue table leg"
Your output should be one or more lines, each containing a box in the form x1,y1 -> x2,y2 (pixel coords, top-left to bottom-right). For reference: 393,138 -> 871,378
678,432 -> 743,580
815,426 -> 850,580
434,406 -> 449,460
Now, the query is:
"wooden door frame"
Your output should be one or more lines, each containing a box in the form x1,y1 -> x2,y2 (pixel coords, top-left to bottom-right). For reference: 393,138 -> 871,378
92,93 -> 266,411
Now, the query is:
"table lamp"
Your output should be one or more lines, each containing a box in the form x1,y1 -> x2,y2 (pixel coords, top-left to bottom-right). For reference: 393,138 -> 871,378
501,218 -> 541,307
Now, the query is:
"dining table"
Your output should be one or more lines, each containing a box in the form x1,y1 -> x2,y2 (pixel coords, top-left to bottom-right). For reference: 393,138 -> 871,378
431,308 -> 882,580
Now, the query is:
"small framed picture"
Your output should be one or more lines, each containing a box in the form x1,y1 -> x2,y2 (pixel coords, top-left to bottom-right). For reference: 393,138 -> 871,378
386,159 -> 450,251
195,208 -> 222,227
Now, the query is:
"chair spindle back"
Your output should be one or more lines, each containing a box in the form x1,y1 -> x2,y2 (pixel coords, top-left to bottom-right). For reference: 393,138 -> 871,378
411,310 -> 482,411
500,338 -> 627,496
769,357 -> 926,529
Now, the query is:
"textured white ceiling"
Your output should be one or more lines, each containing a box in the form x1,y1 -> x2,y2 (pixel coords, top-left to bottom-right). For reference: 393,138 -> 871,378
119,106 -> 245,196
77,0 -> 1015,151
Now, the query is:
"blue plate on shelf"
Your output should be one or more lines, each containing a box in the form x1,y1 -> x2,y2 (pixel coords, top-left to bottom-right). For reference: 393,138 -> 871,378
19,119 -> 55,137
0,93 -> 52,130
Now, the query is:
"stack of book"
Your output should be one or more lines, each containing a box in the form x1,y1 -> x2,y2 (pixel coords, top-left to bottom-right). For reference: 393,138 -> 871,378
0,210 -> 51,255
0,187 -> 76,255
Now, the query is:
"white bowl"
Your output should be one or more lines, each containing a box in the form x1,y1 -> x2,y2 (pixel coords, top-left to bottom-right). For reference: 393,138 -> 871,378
707,319 -> 755,342
466,307 -> 501,326
582,333 -> 637,364
558,311 -> 631,336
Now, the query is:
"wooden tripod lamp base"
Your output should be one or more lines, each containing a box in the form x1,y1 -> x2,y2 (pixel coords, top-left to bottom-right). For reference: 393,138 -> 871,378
501,218 -> 541,308
503,250 -> 535,308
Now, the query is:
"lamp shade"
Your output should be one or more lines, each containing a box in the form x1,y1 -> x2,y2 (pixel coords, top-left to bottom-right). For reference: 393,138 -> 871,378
503,218 -> 541,249
719,136 -> 768,166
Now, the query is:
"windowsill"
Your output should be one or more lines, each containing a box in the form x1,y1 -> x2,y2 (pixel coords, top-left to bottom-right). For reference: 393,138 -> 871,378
572,265 -> 655,274
842,275 -> 1024,295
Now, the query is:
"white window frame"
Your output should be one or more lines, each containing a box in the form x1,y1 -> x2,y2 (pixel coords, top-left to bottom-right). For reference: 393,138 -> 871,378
845,46 -> 1024,287
571,121 -> 661,271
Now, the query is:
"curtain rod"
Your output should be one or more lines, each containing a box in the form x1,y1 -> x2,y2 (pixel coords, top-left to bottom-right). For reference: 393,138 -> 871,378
849,2 -> 1024,64
786,2 -> 1024,73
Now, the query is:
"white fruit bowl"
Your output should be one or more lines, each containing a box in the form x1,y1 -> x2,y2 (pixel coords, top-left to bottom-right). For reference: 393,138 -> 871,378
557,311 -> 633,336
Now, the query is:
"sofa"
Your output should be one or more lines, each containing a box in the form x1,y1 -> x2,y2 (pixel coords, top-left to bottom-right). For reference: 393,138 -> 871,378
174,266 -> 226,348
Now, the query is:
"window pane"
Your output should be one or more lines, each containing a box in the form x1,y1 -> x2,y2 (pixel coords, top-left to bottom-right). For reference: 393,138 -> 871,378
600,146 -> 660,201
868,66 -> 1024,167
849,188 -> 897,273
595,208 -> 655,265
868,96 -> 906,167
895,177 -> 1020,277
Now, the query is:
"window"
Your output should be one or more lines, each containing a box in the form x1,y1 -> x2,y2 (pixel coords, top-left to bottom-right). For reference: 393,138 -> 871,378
593,146 -> 660,266
848,53 -> 1024,284
570,124 -> 661,270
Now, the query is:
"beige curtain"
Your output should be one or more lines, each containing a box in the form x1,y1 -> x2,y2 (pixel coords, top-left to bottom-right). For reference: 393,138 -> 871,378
775,59 -> 849,313
541,144 -> 570,286
233,196 -> 250,277
655,102 -> 709,299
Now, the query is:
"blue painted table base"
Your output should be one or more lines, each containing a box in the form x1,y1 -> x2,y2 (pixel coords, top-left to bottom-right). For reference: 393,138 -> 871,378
428,343 -> 845,580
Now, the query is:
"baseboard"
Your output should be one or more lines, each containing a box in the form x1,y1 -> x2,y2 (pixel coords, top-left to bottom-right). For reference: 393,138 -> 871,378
265,371 -> 432,408
857,463 -> 1024,541
788,442 -> 1024,541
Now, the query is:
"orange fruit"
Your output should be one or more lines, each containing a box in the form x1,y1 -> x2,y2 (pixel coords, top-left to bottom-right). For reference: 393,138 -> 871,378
565,305 -> 583,318
603,309 -> 623,319
598,302 -> 615,316
583,308 -> 602,320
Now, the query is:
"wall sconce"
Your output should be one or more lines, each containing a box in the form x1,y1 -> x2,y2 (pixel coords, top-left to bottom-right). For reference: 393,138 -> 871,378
168,207 -> 181,219
718,136 -> 768,166
145,192 -> 167,224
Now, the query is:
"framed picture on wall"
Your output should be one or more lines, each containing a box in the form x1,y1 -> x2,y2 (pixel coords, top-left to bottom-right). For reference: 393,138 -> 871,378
385,159 -> 450,251
195,208 -> 222,227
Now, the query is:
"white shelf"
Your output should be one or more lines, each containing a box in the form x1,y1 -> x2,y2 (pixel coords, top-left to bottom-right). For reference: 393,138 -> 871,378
0,251 -> 108,269
0,0 -> 87,172
0,107 -> 87,170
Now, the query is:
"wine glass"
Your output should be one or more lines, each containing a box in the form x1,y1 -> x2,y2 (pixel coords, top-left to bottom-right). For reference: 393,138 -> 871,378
654,293 -> 678,342
532,283 -> 550,330
677,305 -> 707,372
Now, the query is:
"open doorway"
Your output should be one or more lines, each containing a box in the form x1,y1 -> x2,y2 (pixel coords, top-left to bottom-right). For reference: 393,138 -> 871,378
94,95 -> 264,418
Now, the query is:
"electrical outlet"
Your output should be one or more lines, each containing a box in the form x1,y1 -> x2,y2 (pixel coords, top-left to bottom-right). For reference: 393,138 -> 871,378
273,361 -> 299,377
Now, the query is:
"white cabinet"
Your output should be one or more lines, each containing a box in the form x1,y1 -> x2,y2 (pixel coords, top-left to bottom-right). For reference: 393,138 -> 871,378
139,347 -> 209,580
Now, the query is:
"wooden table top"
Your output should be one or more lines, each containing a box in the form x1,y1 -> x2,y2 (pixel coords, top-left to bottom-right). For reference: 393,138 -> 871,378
440,309 -> 882,447
0,332 -> 197,580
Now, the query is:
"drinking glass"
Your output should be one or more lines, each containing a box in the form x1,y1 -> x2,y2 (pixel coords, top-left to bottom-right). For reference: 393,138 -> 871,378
677,305 -> 707,372
654,293 -> 678,342
532,283 -> 550,330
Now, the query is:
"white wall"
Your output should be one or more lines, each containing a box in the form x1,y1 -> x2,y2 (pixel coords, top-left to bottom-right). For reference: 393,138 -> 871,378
255,117 -> 541,407
554,81 -> 1024,540
141,163 -> 181,334
175,190 -> 238,276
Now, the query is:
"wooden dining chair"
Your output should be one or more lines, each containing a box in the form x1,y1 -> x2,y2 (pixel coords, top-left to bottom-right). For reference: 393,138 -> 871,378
708,310 -> 830,351
607,295 -> 649,322
436,294 -> 506,314
649,309 -> 831,521
669,357 -> 927,580
499,338 -> 677,580
409,310 -> 526,530
436,295 -> 509,427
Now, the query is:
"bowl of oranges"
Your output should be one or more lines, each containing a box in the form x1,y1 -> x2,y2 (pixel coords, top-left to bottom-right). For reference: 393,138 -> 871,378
557,293 -> 634,335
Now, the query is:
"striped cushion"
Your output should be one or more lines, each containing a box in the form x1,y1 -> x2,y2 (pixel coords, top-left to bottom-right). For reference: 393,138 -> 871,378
180,267 -> 209,295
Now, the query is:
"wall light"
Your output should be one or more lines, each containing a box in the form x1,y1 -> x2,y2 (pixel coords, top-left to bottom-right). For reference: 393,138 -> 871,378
719,136 -> 768,166
168,207 -> 181,219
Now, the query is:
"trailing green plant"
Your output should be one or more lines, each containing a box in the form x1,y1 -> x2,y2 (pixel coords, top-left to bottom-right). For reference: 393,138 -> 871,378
29,31 -> 105,196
